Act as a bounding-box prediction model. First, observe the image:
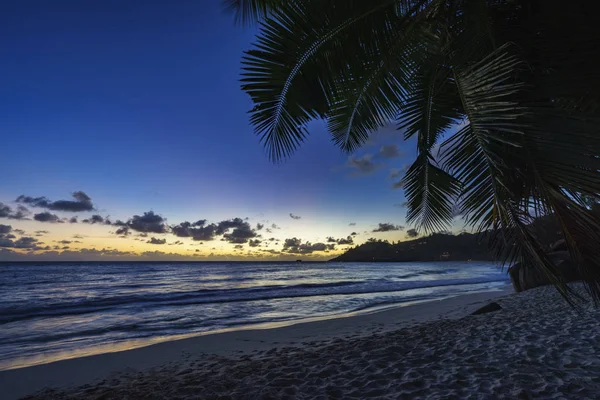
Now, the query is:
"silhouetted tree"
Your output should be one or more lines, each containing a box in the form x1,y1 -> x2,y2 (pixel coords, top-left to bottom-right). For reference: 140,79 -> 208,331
228,0 -> 600,302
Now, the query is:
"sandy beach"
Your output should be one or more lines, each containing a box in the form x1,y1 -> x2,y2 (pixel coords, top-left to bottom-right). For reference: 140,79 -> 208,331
3,284 -> 600,399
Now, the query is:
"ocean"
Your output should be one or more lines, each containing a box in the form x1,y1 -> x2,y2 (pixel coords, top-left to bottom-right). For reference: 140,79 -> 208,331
0,261 -> 510,370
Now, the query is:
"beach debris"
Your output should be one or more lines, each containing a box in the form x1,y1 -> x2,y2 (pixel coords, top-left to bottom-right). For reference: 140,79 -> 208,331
472,302 -> 502,315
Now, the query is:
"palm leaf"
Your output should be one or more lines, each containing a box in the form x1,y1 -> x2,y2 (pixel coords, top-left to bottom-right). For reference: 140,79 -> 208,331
223,0 -> 287,25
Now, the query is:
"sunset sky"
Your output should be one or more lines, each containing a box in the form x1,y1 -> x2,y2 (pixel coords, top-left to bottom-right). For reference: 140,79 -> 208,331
0,1 -> 459,261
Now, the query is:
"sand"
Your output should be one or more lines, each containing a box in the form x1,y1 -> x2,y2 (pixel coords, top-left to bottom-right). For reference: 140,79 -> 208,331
4,284 -> 600,399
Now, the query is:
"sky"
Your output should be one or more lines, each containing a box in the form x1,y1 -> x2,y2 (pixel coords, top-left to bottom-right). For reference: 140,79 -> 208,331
0,1 -> 447,262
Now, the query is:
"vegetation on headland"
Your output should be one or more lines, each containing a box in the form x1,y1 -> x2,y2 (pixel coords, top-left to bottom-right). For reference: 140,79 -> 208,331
332,215 -> 566,262
229,0 -> 600,302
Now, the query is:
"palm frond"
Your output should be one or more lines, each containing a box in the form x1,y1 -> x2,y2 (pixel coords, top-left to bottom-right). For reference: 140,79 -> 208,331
326,23 -> 433,153
402,152 -> 461,233
242,0 -> 410,161
223,0 -> 287,25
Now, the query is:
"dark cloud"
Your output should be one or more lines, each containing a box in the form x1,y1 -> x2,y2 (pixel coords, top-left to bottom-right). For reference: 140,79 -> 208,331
0,202 -> 30,220
349,222 -> 356,226
13,205 -> 30,219
58,240 -> 72,244
373,223 -> 404,232
406,229 -> 418,238
34,230 -> 49,236
336,236 -> 354,245
16,191 -> 94,212
0,235 -> 39,249
33,212 -> 62,223
216,217 -> 246,234
115,226 -> 130,236
289,213 -> 301,220
0,224 -> 11,234
234,244 -> 244,249
347,154 -> 379,175
350,232 -> 357,236
172,217 -> 260,243
171,220 -> 218,241
14,229 -> 25,235
248,239 -> 261,247
379,144 -> 401,159
69,216 -> 78,223
72,234 -> 85,239
127,211 -> 168,234
282,238 -> 335,254
0,203 -> 10,219
147,237 -> 166,245
327,235 -> 354,245
271,223 -> 280,229
82,214 -> 105,224
219,218 -> 260,244
256,223 -> 264,230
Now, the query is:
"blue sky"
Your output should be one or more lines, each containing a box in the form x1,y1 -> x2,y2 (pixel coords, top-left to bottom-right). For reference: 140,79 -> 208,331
0,1 -> 433,261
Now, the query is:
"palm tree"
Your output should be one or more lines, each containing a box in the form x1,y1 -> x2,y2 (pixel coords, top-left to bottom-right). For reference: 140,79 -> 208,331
226,0 -> 600,302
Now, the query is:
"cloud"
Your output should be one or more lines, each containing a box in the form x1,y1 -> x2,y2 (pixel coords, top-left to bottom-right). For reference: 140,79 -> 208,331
33,212 -> 62,223
271,223 -> 280,229
0,202 -> 30,220
249,239 -> 262,247
0,224 -> 10,235
392,180 -> 404,190
289,213 -> 301,220
222,221 -> 259,244
406,229 -> 418,238
171,220 -> 215,240
172,217 -> 259,244
127,211 -> 168,234
379,144 -> 402,159
373,223 -> 404,232
327,235 -> 354,245
389,168 -> 403,179
115,226 -> 130,236
16,191 -> 94,212
0,235 -> 39,249
216,218 -> 246,235
260,249 -> 281,255
350,232 -> 357,236
58,240 -> 72,244
282,237 -> 335,254
82,214 -> 105,224
347,154 -> 380,176
147,237 -> 166,245
256,223 -> 264,230
336,236 -> 354,245
348,222 -> 356,226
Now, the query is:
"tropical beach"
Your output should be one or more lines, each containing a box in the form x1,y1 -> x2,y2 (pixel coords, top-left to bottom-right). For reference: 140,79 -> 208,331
2,0 -> 600,398
4,283 -> 600,399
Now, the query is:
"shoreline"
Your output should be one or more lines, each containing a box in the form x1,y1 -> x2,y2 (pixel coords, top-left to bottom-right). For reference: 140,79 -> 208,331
1,286 -> 512,399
